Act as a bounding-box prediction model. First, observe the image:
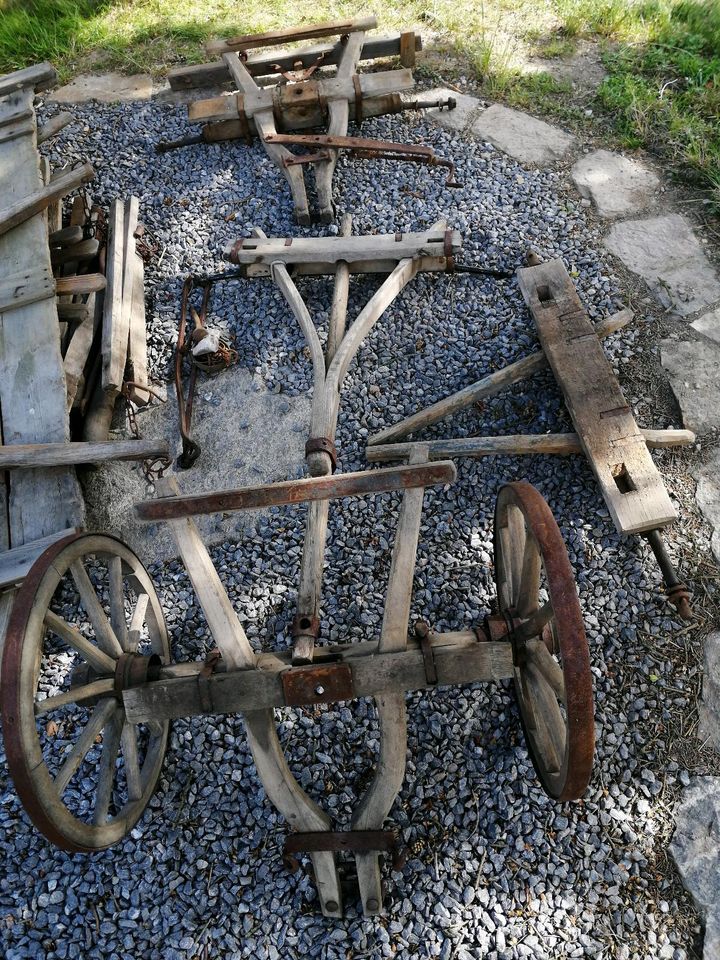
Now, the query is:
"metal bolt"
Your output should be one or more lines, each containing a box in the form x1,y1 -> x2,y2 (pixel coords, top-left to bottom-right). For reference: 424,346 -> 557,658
366,898 -> 380,912
315,685 -> 325,696
326,900 -> 338,912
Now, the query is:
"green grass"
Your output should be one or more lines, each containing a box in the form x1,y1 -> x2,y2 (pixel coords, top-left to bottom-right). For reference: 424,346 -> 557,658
0,0 -> 718,205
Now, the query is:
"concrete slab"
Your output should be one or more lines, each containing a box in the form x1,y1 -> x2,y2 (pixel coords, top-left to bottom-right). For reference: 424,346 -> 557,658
422,87 -> 482,132
691,307 -> 720,346
571,149 -> 659,218
670,777 -> 720,960
604,214 -> 720,317
523,41 -> 607,93
51,73 -> 153,104
660,338 -> 720,435
83,367 -> 311,565
699,632 -> 720,754
693,449 -> 720,566
471,104 -> 576,166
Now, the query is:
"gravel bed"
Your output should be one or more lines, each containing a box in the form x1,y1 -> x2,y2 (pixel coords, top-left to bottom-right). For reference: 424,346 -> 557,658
0,95 -> 711,959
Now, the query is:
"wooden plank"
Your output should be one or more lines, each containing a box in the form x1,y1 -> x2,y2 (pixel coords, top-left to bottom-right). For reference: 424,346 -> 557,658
64,293 -> 99,408
100,198 -> 126,392
225,227 -> 461,268
0,438 -> 170,469
517,259 -> 676,534
0,162 -> 94,240
0,105 -> 33,130
0,62 -> 56,98
0,87 -> 84,544
206,16 -> 377,56
136,461 -> 457,521
122,633 -> 515,722
0,528 -> 79,588
0,264 -> 55,313
125,252 -> 150,405
368,309 -> 634,446
169,33 -> 422,88
37,111 -> 72,145
50,237 -> 99,267
56,273 -> 106,295
366,429 -> 697,462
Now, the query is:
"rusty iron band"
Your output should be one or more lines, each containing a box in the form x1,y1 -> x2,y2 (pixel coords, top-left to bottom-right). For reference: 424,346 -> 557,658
291,613 -> 321,640
234,94 -> 252,145
352,74 -> 363,126
197,648 -> 222,713
305,436 -> 337,470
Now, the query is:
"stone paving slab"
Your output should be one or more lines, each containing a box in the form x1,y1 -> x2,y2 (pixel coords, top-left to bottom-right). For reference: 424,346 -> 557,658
699,632 -> 720,754
691,307 -> 720,346
693,449 -> 720,566
51,72 -> 153,103
471,104 -> 576,166
571,149 -> 659,219
423,87 -> 482,132
660,338 -> 720,435
83,367 -> 310,564
604,214 -> 720,317
670,777 -> 720,960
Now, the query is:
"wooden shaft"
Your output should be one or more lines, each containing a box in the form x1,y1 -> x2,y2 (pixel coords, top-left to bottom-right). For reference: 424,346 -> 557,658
368,308 -> 634,446
50,237 -> 99,267
37,111 -> 72,145
55,273 -> 106,295
0,163 -> 94,239
122,633 -> 514,723
326,213 -> 352,366
365,428 -> 696,463
0,439 -> 169,469
206,16 -> 378,56
135,461 -> 457,521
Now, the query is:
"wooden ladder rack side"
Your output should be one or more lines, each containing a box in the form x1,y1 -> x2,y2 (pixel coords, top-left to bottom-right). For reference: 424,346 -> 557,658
517,259 -> 677,535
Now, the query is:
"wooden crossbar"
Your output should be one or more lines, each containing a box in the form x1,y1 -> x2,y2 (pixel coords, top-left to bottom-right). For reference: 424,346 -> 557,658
206,16 -> 378,56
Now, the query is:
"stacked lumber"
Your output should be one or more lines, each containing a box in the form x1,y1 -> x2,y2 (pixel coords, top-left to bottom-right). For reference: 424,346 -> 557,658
0,62 -> 163,636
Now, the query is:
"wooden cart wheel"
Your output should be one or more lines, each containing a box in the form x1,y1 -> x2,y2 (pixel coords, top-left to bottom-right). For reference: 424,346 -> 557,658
494,482 -> 594,801
1,533 -> 170,851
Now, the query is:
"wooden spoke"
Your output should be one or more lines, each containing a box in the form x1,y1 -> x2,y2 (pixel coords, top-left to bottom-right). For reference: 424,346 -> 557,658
526,640 -> 566,703
516,531 -> 542,619
2,533 -> 170,851
120,722 -> 142,801
34,679 -> 115,716
525,662 -> 566,772
44,611 -> 116,674
70,559 -> 123,658
54,699 -> 117,796
93,710 -> 123,825
127,593 -> 149,650
506,506 -> 526,608
108,556 -> 129,650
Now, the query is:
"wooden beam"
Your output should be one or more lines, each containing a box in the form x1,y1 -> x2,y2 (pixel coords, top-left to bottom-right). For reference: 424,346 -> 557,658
517,259 -> 676,535
100,198 -> 126,392
37,111 -> 72,145
0,528 -> 79,589
123,632 -> 514,723
0,62 -> 56,98
0,439 -> 170,469
368,309 -> 634,446
366,429 -> 697,462
125,252 -> 150,406
136,461 -> 457,522
0,265 -> 55,313
55,273 -> 106,296
169,33 -> 422,88
0,162 -> 94,240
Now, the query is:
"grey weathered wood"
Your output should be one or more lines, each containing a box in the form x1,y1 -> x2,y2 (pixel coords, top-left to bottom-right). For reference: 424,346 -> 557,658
0,438 -> 170,469
0,264 -> 55,313
123,633 -> 514,722
366,428 -> 696,463
50,237 -> 99,267
0,86 -> 84,545
101,198 -> 127,392
517,260 -> 676,534
206,16 -> 377,56
169,33 -> 421,88
226,227 -> 461,269
0,162 -> 94,239
36,111 -> 72,145
64,292 -> 99,409
326,213 -> 352,366
156,475 -> 256,671
44,610 -> 116,675
0,62 -> 56,98
0,105 -> 33,130
368,309 -> 635,446
49,225 -> 83,247
0,528 -> 78,589
125,252 -> 150,405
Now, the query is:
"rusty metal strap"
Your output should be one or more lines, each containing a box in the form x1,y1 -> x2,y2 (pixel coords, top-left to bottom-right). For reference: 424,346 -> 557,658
197,648 -> 221,713
283,829 -> 408,872
282,660 -> 353,706
352,74 -> 363,125
305,436 -> 337,470
414,620 -> 437,685
235,93 -> 252,145
444,229 -> 455,273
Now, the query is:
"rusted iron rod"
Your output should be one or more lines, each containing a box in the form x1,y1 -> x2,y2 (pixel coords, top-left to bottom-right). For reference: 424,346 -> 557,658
135,461 -> 457,521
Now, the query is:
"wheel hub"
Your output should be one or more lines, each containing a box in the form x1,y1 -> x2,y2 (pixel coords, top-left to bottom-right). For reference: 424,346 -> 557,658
113,652 -> 162,698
